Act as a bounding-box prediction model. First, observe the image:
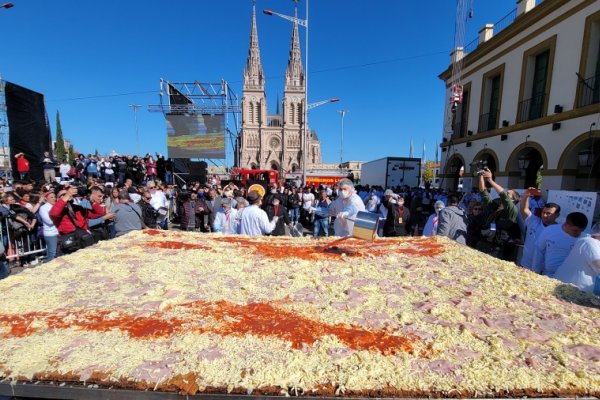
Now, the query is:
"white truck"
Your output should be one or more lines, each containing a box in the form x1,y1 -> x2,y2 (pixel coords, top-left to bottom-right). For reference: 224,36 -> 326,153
360,157 -> 421,188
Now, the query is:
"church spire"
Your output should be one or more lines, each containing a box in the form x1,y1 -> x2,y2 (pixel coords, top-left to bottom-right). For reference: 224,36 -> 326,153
244,0 -> 265,90
284,1 -> 304,90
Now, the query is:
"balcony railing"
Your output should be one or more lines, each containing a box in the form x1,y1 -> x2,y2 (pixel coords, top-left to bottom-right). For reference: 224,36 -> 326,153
453,120 -> 468,138
576,74 -> 600,108
517,93 -> 546,123
478,111 -> 499,133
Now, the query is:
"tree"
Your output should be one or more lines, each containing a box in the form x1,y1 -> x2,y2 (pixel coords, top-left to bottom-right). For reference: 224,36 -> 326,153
423,161 -> 435,185
68,145 -> 76,164
55,111 -> 66,162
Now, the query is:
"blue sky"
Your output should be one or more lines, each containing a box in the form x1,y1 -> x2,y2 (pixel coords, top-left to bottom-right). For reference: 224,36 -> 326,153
0,0 -> 516,166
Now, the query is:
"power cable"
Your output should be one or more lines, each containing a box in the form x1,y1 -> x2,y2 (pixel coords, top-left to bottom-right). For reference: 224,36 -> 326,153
46,50 -> 449,102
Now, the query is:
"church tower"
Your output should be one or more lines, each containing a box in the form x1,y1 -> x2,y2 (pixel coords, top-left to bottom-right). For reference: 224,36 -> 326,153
240,1 -> 267,170
238,0 -> 321,174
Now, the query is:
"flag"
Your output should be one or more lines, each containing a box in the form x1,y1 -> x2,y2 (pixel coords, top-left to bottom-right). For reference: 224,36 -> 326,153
435,140 -> 439,163
409,139 -> 414,158
422,141 -> 426,161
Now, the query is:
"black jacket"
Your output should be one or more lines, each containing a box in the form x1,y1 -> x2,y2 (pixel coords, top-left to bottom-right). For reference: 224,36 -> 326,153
383,196 -> 411,237
265,202 -> 290,236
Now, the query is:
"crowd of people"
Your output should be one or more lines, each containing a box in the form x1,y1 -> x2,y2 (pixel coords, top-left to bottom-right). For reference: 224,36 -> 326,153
1,152 -> 598,296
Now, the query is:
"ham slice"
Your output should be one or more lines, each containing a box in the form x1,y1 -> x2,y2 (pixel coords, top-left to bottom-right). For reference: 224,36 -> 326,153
327,347 -> 354,360
513,328 -> 551,343
564,344 -> 600,362
197,346 -> 224,361
131,360 -> 173,383
480,315 -> 514,330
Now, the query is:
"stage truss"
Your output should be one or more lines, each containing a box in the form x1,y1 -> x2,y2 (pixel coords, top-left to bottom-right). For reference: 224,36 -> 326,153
148,79 -> 241,170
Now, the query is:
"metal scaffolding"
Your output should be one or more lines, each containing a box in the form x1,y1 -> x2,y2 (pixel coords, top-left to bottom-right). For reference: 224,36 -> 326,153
0,75 -> 12,180
148,79 -> 241,169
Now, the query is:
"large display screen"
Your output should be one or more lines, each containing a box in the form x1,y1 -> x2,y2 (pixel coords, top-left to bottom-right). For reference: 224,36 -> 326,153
166,114 -> 225,159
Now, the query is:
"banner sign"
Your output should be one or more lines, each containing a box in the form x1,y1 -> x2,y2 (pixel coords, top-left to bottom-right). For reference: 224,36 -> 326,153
306,176 -> 345,187
547,190 -> 598,230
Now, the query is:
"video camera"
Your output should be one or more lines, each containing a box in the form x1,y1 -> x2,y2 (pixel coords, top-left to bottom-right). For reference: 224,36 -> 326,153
471,160 -> 488,177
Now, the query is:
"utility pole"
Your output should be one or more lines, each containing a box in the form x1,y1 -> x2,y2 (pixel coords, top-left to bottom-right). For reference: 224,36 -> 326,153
128,104 -> 141,155
337,110 -> 348,171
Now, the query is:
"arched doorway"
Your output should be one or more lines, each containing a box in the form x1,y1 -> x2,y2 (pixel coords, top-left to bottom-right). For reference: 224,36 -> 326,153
557,131 -> 600,191
250,163 -> 258,170
506,143 -> 547,190
444,154 -> 465,192
270,162 -> 280,172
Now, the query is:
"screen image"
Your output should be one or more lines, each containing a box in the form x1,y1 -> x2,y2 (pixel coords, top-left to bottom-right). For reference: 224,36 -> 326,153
166,114 -> 225,159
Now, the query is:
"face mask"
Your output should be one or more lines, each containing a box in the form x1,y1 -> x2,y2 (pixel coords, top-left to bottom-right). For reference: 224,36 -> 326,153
340,190 -> 351,199
435,207 -> 444,213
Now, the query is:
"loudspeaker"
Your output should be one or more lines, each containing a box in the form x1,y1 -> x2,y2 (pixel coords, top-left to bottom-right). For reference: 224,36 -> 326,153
466,142 -> 472,147
189,161 -> 208,183
501,134 -> 508,141
552,122 -> 561,131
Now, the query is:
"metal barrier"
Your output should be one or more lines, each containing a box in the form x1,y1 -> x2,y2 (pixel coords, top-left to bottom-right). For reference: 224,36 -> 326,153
0,218 -> 47,264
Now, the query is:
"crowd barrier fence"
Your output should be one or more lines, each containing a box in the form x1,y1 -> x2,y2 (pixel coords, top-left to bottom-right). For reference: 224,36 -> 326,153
0,219 -> 47,265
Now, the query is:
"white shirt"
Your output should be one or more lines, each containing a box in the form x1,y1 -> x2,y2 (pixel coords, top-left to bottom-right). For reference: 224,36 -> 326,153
239,204 -> 276,236
365,194 -> 380,213
302,193 -> 315,211
520,214 -> 550,270
59,163 -> 71,177
213,208 -> 239,234
532,224 -> 580,277
328,192 -> 366,237
150,190 -> 168,210
39,202 -> 59,237
422,213 -> 438,237
553,236 -> 600,294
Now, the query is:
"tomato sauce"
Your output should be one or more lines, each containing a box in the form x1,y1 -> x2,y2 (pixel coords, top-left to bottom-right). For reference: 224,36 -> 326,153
142,241 -> 211,251
1,301 -> 416,356
143,229 -> 164,236
216,237 -> 443,260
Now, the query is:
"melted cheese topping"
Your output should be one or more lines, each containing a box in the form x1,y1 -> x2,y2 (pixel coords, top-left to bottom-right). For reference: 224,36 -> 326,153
1,230 -> 600,396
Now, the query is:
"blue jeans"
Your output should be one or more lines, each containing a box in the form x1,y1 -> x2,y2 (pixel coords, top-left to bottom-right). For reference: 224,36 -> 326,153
313,218 -> 329,237
0,261 -> 9,280
289,207 -> 300,223
165,171 -> 173,184
44,235 -> 59,262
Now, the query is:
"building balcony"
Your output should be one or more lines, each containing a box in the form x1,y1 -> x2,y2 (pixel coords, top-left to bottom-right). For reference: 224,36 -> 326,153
517,93 -> 546,123
478,111 -> 499,133
576,74 -> 600,108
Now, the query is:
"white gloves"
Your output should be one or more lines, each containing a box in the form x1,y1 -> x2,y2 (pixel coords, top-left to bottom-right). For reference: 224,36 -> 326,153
336,211 -> 348,220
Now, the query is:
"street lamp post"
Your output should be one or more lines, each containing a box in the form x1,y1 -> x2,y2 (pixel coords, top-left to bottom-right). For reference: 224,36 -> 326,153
337,110 -> 348,172
128,104 -> 141,155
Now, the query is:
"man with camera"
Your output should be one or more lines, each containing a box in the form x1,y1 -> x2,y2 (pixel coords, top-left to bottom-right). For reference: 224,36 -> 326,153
49,184 -> 105,254
519,188 -> 560,270
477,168 -> 520,261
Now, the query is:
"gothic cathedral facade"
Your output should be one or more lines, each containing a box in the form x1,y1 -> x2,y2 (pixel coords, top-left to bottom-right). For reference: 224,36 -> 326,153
236,3 -> 322,173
